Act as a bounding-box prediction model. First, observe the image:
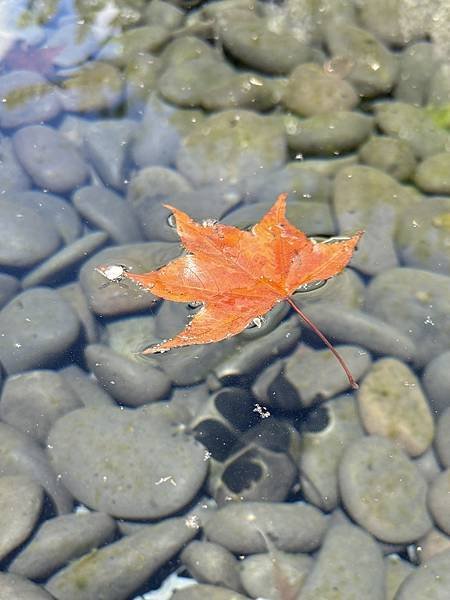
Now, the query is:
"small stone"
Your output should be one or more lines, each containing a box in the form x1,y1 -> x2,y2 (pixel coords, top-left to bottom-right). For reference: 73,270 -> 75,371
418,528 -> 450,563
0,476 -> 43,561
240,550 -> 312,599
374,102 -> 450,159
339,435 -> 432,543
46,22 -> 105,67
0,572 -> 54,599
0,70 -> 61,128
428,63 -> 450,107
358,0 -> 427,46
181,541 -> 242,592
358,136 -> 417,181
204,501 -> 328,554
285,111 -> 374,156
217,9 -> 313,75
59,365 -> 115,408
85,343 -> 171,406
333,165 -> 420,275
170,584 -> 250,600
73,186 -> 143,244
298,395 -> 365,511
395,549 -> 450,599
58,283 -> 99,344
201,72 -> 279,112
428,470 -> 450,535
384,554 -> 415,600
97,26 -> 171,66
0,137 -> 31,193
283,63 -> 358,116
0,370 -> 81,443
324,22 -> 398,97
365,268 -> 450,367
0,273 -> 19,310
0,287 -> 80,375
0,422 -> 72,514
127,165 -> 191,209
47,406 -> 208,519
422,350 -> 450,416
21,231 -> 108,289
13,125 -> 89,193
59,62 -> 123,112
357,358 -> 434,457
0,196 -> 61,268
9,512 -> 116,579
283,344 -> 371,407
395,42 -> 436,105
46,518 -> 196,600
144,0 -> 185,30
176,109 -> 287,186
414,153 -> 450,194
436,407 -> 450,468
298,523 -> 384,600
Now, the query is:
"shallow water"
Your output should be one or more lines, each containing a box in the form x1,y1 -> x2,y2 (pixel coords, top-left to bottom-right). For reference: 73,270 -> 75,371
0,0 -> 450,599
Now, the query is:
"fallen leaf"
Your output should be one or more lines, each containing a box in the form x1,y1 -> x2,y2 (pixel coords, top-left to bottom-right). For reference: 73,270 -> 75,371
99,193 -> 363,387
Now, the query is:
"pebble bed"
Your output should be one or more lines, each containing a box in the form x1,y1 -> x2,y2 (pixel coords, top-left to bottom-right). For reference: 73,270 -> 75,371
0,0 -> 450,599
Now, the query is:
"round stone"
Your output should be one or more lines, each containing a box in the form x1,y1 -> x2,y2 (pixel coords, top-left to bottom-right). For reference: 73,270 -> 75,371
176,109 -> 287,186
414,152 -> 450,194
395,549 -> 450,599
47,405 -> 208,519
358,136 -> 417,181
422,351 -> 450,416
13,125 -> 89,193
0,288 -> 80,375
357,358 -> 434,456
339,435 -> 432,543
428,470 -> 450,535
0,573 -> 54,599
436,407 -> 450,467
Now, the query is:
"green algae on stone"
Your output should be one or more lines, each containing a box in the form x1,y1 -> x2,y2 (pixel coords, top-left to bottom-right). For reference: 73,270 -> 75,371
414,152 -> 450,194
60,62 -> 123,112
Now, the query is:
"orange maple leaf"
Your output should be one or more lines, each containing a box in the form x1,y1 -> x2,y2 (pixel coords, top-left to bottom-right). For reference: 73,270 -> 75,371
98,193 -> 363,387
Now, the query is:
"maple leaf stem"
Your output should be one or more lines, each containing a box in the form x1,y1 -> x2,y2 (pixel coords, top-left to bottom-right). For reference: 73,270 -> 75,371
286,297 -> 359,390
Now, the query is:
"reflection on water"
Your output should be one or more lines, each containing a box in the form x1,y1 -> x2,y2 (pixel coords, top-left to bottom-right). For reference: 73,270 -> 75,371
0,0 -> 450,598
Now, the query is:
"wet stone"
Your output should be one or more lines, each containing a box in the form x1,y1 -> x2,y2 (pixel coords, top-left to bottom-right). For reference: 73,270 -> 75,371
324,22 -> 398,97
240,549 -> 312,599
59,62 -> 123,112
0,273 -> 19,310
291,269 -> 365,311
85,343 -> 171,406
417,528 -> 450,563
127,165 -> 192,209
59,365 -> 115,408
0,287 -> 80,375
283,62 -> 358,117
0,196 -> 61,269
47,405 -> 208,519
357,358 -> 434,457
339,435 -> 432,543
0,475 -> 43,561
0,137 -> 32,193
0,370 -> 81,443
285,111 -> 373,156
130,95 -> 185,168
298,395 -> 365,512
9,512 -> 116,580
414,152 -> 450,194
397,197 -> 450,276
395,549 -> 450,600
0,70 -> 61,128
81,119 -> 137,190
283,344 -> 371,407
73,186 -> 143,244
58,282 -> 99,345
358,136 -> 417,182
428,62 -> 450,107
170,584 -> 250,600
79,241 -> 180,316
298,523 -> 384,600
176,109 -> 287,186
17,190 -> 82,244
374,102 -> 450,159
295,304 -> 416,363
204,501 -> 328,554
428,470 -> 450,535
97,25 -> 171,66
0,422 -> 72,514
394,42 -> 436,105
46,22 -> 106,68
13,125 -> 89,193
22,231 -> 108,289
0,572 -> 54,599
385,555 -> 415,600
216,9 -> 313,75
436,407 -> 450,468
201,72 -> 280,112
365,268 -> 450,367
144,0 -> 185,29
333,165 -> 420,275
422,350 -> 450,416
181,540 -> 242,592
46,517 -> 196,600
